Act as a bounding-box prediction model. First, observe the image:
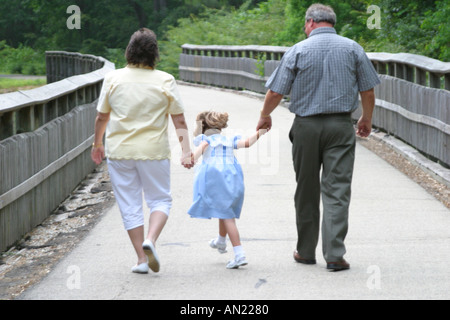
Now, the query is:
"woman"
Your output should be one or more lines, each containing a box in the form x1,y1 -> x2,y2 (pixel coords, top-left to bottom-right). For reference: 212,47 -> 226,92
91,28 -> 193,274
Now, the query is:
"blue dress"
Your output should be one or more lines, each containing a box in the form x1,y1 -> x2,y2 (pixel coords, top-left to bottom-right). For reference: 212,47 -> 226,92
188,134 -> 245,220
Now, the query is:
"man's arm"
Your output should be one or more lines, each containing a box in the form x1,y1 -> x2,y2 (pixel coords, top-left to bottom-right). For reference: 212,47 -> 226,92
256,90 -> 284,131
357,88 -> 375,138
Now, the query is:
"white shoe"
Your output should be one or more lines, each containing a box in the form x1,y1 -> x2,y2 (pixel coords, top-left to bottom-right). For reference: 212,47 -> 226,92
131,261 -> 149,274
142,239 -> 160,273
209,239 -> 227,254
226,256 -> 248,269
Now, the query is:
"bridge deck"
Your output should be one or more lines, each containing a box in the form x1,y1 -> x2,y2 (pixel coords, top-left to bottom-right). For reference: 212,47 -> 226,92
17,84 -> 450,300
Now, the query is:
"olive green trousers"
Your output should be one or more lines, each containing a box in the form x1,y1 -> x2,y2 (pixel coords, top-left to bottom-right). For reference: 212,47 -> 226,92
289,113 -> 356,262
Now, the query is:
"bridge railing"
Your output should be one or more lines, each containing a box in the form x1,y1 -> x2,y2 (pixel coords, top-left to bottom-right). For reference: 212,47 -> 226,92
0,52 -> 114,140
0,52 -> 115,252
179,44 -> 450,168
46,51 -> 108,84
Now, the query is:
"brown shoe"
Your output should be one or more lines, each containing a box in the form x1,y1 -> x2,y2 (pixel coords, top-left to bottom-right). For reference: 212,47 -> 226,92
293,251 -> 316,265
326,259 -> 350,271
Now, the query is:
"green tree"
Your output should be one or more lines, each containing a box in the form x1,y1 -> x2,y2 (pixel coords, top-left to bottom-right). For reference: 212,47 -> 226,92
370,0 -> 446,59
0,0 -> 36,47
274,0 -> 377,45
421,0 -> 450,61
1,0 -> 448,77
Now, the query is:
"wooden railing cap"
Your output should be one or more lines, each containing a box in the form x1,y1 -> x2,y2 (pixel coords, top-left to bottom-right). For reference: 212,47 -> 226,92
182,44 -> 449,74
364,52 -> 449,74
0,52 -> 114,114
182,43 -> 291,53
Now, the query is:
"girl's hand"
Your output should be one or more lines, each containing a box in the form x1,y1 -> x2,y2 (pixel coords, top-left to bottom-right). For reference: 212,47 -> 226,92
181,152 -> 195,169
258,128 -> 268,137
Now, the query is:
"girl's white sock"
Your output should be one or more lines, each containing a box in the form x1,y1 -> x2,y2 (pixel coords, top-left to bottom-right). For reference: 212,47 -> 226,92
217,235 -> 226,244
233,245 -> 245,259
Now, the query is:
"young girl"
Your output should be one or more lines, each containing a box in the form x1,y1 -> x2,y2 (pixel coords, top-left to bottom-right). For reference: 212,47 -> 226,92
188,111 -> 266,269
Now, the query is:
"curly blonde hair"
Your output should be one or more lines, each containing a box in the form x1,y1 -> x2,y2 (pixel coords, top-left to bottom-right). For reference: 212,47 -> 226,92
194,111 -> 229,136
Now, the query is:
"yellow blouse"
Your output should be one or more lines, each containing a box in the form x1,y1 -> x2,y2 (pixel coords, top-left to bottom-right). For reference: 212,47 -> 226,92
96,65 -> 185,160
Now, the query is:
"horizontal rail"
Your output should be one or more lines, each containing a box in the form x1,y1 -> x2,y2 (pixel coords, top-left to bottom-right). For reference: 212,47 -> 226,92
181,44 -> 450,90
46,51 -> 109,84
0,134 -> 94,210
182,43 -> 291,60
0,52 -> 115,141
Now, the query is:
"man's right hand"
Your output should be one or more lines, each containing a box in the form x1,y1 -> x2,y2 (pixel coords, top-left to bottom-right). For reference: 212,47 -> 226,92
356,117 -> 372,138
256,116 -> 272,131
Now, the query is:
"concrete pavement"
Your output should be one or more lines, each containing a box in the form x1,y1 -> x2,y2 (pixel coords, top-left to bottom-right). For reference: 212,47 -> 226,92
18,84 -> 450,300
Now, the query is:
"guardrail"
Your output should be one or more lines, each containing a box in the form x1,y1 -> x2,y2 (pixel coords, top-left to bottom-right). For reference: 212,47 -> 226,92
179,44 -> 450,167
46,51 -> 108,84
0,52 -> 115,252
0,52 -> 114,141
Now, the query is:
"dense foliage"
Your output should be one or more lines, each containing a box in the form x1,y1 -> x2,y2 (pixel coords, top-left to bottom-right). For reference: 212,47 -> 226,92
0,0 -> 448,76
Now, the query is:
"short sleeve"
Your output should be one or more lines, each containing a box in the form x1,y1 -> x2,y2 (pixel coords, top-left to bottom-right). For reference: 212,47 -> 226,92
194,134 -> 209,147
96,73 -> 113,113
265,46 -> 297,95
163,75 -> 185,115
233,135 -> 242,149
355,45 -> 381,92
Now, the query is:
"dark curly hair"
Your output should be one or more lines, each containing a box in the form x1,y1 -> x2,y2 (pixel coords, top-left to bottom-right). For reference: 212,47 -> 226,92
125,28 -> 159,68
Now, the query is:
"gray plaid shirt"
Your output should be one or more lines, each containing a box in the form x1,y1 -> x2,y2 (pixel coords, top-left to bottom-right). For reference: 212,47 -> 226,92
266,27 -> 381,117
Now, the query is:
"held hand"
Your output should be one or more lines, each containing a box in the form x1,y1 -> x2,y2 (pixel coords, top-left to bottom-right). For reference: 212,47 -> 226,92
91,146 -> 105,165
356,117 -> 372,138
256,116 -> 272,132
181,152 -> 195,169
257,128 -> 268,138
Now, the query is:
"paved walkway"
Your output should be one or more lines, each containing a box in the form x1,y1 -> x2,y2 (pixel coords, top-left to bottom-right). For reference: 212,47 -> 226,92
18,84 -> 450,300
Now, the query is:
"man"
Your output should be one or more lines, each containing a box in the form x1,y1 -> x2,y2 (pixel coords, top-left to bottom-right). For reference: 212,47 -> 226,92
257,4 -> 380,271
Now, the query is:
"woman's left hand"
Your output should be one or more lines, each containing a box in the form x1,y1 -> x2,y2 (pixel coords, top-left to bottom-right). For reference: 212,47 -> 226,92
181,152 -> 195,169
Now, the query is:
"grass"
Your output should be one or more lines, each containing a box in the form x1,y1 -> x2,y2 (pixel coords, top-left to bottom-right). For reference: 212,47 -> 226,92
0,77 -> 47,93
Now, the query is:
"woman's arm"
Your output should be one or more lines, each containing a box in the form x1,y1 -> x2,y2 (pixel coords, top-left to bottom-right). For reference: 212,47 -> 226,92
236,129 -> 267,149
91,112 -> 110,165
171,113 -> 194,168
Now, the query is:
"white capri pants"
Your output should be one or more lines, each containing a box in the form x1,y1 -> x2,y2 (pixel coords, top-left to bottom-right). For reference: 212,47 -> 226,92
107,159 -> 172,231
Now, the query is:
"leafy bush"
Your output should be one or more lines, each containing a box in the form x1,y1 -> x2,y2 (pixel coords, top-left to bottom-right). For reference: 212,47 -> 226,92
0,41 -> 46,75
158,0 -> 286,77
105,48 -> 127,69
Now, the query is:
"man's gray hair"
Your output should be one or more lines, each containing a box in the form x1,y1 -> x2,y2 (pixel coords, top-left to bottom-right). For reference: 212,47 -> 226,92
305,4 -> 337,26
